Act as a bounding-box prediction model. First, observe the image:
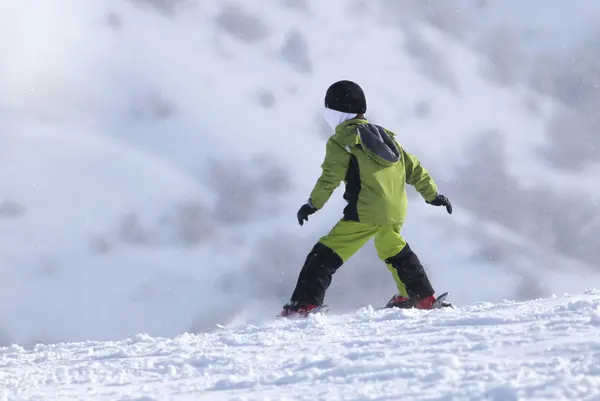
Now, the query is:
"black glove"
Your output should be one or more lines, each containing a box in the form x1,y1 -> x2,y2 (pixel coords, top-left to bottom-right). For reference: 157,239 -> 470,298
427,194 -> 452,214
297,201 -> 318,226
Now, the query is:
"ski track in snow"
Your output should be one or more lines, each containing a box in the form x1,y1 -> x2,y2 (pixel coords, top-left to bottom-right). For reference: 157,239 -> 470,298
3,292 -> 600,401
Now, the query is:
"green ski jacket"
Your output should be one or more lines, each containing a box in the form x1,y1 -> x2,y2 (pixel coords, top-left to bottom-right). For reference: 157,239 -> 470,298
309,118 -> 438,225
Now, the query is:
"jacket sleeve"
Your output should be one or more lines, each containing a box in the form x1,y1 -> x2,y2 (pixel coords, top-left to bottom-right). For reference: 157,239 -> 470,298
309,138 -> 350,209
402,147 -> 438,202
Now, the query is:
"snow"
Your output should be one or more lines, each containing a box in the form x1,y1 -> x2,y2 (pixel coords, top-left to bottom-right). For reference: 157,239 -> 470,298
3,291 -> 600,400
2,0 -> 600,366
0,125 -> 235,346
458,0 -> 600,51
4,3 -> 600,400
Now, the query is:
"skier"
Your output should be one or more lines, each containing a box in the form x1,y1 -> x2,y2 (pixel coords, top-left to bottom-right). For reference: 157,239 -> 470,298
280,80 -> 453,317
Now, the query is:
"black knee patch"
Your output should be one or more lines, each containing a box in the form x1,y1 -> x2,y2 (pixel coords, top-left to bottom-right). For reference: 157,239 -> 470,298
384,243 -> 418,264
290,242 -> 344,305
385,244 -> 434,299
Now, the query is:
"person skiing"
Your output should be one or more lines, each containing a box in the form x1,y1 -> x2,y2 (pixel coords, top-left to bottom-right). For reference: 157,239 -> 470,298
280,80 -> 453,317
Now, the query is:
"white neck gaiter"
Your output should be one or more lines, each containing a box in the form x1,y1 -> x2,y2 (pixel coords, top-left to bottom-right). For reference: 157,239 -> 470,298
324,108 -> 357,131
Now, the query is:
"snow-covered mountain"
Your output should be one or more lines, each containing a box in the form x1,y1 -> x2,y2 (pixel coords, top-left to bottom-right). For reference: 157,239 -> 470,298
2,0 -> 600,347
3,291 -> 600,400
458,0 -> 600,51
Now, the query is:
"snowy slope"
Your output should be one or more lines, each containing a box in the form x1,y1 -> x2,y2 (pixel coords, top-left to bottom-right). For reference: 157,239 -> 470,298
3,291 -> 600,400
2,0 -> 600,347
0,125 -> 241,346
457,0 -> 600,51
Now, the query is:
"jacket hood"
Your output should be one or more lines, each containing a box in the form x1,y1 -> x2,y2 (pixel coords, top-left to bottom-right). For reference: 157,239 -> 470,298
334,119 -> 400,167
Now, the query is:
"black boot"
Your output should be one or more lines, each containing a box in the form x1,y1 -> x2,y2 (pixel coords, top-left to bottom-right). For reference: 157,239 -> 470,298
385,244 -> 434,304
287,242 -> 344,307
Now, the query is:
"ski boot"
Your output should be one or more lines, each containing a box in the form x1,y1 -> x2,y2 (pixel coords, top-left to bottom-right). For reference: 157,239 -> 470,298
278,301 -> 328,318
384,292 -> 453,310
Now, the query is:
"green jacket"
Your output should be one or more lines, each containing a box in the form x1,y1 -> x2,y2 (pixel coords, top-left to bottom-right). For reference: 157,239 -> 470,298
309,118 -> 438,225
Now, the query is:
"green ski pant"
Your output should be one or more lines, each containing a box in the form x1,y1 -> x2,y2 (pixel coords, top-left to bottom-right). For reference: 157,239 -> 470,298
318,219 -> 409,297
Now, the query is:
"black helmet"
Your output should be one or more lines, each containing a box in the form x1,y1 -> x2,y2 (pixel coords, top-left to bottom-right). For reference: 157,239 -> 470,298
324,80 -> 366,114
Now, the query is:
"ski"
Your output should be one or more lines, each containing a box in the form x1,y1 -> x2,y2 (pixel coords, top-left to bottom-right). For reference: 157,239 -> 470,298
278,292 -> 453,319
276,304 -> 330,319
431,292 -> 453,309
376,291 -> 453,311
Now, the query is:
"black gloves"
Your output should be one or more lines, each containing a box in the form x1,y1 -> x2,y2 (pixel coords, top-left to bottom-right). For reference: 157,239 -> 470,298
297,194 -> 450,226
297,201 -> 318,226
427,194 -> 452,214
